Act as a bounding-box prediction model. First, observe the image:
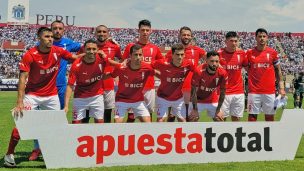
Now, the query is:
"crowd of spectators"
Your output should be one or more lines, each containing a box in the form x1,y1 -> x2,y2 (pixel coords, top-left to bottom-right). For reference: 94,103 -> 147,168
0,25 -> 303,79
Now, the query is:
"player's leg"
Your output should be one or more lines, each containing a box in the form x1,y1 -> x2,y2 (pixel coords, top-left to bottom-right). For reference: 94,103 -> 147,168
103,90 -> 115,123
71,97 -> 88,124
205,103 -> 223,122
4,127 -> 20,167
300,93 -> 303,108
172,98 -> 186,122
221,95 -> 231,121
57,85 -> 66,110
126,108 -> 135,123
247,93 -> 261,121
134,101 -> 151,122
90,95 -> 105,123
230,94 -> 245,121
114,102 -> 128,123
262,94 -> 276,122
156,97 -> 169,122
143,89 -> 155,122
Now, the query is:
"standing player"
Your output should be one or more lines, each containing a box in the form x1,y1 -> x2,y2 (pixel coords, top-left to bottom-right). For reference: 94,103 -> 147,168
78,25 -> 122,123
218,31 -> 248,121
112,44 -> 154,123
51,20 -> 82,109
153,44 -> 195,122
165,26 -> 206,121
26,20 -> 83,161
64,39 -> 108,123
190,51 -> 228,122
122,19 -> 163,122
3,27 -> 78,167
247,28 -> 285,122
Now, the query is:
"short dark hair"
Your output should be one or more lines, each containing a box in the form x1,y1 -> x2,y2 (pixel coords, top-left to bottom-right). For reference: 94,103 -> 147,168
37,27 -> 52,37
96,24 -> 108,30
225,31 -> 238,39
130,44 -> 142,54
206,51 -> 220,58
171,44 -> 184,54
138,19 -> 151,28
255,28 -> 268,36
179,26 -> 192,35
51,20 -> 64,28
84,39 -> 97,47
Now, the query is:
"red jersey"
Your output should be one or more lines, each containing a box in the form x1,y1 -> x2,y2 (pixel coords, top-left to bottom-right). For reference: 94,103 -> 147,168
19,46 -> 73,97
165,45 -> 206,67
192,64 -> 228,103
78,40 -> 122,91
122,42 -> 163,90
218,48 -> 248,95
166,45 -> 206,91
247,47 -> 280,94
152,59 -> 195,101
68,55 -> 107,98
111,62 -> 154,103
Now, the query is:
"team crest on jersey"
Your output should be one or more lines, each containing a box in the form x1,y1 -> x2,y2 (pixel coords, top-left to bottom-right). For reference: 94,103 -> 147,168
215,78 -> 219,86
237,54 -> 240,63
142,72 -> 145,80
53,53 -> 58,61
267,53 -> 270,61
99,64 -> 103,72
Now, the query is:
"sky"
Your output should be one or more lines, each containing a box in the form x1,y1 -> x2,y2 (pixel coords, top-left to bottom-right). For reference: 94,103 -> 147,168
0,0 -> 303,32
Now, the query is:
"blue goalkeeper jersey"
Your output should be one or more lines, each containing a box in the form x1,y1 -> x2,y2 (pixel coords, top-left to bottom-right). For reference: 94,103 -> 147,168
53,38 -> 81,86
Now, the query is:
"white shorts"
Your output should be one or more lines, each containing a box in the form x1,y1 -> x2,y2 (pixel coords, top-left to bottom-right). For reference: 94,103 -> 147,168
114,101 -> 150,119
189,102 -> 218,118
221,94 -> 245,118
72,95 -> 104,121
103,90 -> 115,109
23,94 -> 60,110
143,89 -> 155,113
247,93 -> 276,115
156,97 -> 185,119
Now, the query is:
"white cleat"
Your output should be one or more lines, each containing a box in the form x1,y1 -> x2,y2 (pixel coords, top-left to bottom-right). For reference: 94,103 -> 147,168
3,154 -> 16,168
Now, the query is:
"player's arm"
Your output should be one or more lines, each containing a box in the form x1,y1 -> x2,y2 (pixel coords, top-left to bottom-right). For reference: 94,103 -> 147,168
64,84 -> 73,114
214,87 -> 225,121
14,71 -> 29,118
274,64 -> 285,96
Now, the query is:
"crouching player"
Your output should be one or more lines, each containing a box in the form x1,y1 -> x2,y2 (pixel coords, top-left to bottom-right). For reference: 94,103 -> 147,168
190,51 -> 228,122
153,44 -> 195,122
111,44 -> 154,123
64,39 -> 108,123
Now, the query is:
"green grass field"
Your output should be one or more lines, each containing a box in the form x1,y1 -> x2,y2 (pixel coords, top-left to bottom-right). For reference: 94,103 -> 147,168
0,91 -> 303,171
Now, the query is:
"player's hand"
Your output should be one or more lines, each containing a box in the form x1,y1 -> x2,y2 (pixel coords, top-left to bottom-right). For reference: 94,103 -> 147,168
97,50 -> 107,59
214,110 -> 224,122
12,102 -> 24,119
63,106 -> 69,114
121,59 -> 129,67
279,89 -> 286,97
188,109 -> 200,122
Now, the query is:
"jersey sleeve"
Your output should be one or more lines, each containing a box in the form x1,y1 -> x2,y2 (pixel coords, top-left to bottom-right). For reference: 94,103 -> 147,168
77,46 -> 85,54
165,50 -> 173,61
19,52 -> 33,72
191,68 -> 201,87
198,47 -> 206,59
59,48 -> 73,61
67,64 -> 77,86
69,41 -> 82,52
272,50 -> 280,66
122,43 -> 133,60
115,46 -> 123,60
111,64 -> 122,78
155,47 -> 164,60
242,51 -> 249,67
220,70 -> 228,89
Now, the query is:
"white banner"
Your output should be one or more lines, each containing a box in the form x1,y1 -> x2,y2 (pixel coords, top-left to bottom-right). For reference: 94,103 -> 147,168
7,0 -> 29,24
14,109 -> 304,169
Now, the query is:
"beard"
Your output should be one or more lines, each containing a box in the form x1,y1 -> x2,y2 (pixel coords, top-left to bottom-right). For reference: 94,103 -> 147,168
208,64 -> 217,71
181,39 -> 191,45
